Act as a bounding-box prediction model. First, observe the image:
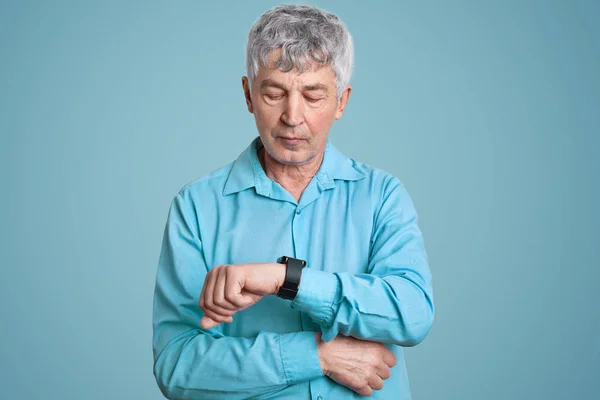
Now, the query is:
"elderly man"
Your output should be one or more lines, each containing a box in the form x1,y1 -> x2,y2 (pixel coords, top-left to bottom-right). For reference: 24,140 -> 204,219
152,4 -> 433,399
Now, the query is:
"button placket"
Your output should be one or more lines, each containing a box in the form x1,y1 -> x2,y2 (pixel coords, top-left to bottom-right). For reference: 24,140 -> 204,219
291,205 -> 306,330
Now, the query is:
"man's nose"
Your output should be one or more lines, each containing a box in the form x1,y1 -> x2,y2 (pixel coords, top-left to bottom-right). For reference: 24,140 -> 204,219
281,93 -> 305,127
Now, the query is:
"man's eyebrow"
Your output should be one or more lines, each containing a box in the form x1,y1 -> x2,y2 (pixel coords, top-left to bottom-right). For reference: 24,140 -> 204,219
260,79 -> 287,90
302,83 -> 327,92
259,79 -> 328,92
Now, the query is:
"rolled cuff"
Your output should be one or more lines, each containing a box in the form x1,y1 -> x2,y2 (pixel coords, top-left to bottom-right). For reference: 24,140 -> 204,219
278,331 -> 324,384
290,268 -> 340,329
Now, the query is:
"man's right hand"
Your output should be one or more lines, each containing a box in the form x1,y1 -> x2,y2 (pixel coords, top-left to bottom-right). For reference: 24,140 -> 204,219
315,332 -> 397,397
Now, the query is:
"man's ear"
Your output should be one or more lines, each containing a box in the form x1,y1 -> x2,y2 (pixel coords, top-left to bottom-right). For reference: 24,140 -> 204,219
335,85 -> 352,120
242,76 -> 254,114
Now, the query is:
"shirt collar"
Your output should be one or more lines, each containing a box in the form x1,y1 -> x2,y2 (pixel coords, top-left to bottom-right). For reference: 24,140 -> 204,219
223,136 -> 365,196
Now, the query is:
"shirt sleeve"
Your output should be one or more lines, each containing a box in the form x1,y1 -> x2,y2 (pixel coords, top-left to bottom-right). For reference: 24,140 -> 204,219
153,192 -> 324,400
290,178 -> 435,345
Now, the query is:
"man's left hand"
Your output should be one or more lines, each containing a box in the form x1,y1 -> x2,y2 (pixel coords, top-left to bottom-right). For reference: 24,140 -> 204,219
199,263 -> 286,329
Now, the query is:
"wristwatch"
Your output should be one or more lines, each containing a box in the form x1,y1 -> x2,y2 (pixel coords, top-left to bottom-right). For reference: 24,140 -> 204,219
276,256 -> 306,300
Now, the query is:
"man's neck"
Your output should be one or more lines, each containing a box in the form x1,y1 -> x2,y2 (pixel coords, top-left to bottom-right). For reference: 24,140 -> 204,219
258,147 -> 324,202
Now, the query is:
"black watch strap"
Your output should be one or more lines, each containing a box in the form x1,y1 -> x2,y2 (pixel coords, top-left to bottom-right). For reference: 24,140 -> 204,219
276,256 -> 306,300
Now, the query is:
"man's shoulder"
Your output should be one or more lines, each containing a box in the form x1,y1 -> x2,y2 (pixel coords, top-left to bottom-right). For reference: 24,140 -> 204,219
176,161 -> 235,200
345,156 -> 406,191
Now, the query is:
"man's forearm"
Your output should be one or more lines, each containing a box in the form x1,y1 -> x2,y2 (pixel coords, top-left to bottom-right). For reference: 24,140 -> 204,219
290,267 -> 434,345
154,329 -> 323,400
195,258 -> 433,347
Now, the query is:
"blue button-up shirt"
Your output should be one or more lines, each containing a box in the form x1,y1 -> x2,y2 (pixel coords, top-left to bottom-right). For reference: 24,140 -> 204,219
153,136 -> 434,399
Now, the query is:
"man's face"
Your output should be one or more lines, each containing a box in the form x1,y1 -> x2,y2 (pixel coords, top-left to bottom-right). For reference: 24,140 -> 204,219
242,51 -> 351,166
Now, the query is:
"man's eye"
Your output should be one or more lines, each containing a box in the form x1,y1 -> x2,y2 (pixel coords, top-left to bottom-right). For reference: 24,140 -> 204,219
266,94 -> 283,100
305,97 -> 324,103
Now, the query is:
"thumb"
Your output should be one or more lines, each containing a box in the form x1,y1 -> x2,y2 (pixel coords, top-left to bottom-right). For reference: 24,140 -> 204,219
200,316 -> 220,329
239,291 -> 263,307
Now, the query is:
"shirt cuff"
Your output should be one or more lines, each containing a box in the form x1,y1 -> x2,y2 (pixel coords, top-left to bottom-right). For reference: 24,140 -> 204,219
290,268 -> 340,327
278,331 -> 324,384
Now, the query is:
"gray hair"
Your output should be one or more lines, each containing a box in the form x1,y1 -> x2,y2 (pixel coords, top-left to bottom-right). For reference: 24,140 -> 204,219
245,4 -> 354,101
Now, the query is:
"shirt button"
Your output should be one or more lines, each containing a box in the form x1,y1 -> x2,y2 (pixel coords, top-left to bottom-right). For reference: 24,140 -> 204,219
317,396 -> 323,400
296,209 -> 301,214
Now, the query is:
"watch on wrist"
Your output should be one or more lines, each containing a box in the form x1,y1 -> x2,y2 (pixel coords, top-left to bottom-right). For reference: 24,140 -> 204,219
276,256 -> 306,300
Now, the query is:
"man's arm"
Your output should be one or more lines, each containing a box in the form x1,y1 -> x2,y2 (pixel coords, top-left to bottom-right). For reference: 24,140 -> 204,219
291,178 -> 434,345
152,193 -> 323,400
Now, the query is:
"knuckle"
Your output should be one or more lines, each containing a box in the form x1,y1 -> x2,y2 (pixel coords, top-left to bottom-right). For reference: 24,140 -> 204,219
367,365 -> 377,376
367,354 -> 379,367
346,376 -> 362,390
224,291 -> 236,303
214,297 -> 225,307
225,292 -> 242,306
351,378 -> 368,393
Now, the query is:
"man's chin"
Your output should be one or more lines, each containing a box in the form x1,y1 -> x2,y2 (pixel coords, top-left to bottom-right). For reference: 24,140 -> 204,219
274,154 -> 309,166
269,149 -> 314,166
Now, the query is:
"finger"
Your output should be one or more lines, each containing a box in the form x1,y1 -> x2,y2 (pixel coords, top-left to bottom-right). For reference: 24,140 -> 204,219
199,274 -> 207,310
199,279 -> 226,317
375,364 -> 391,380
368,373 -> 385,391
200,315 -> 232,329
205,267 -> 238,316
203,308 -> 233,324
224,268 -> 255,309
205,267 -> 232,316
200,315 -> 219,329
238,291 -> 263,308
199,268 -> 234,328
382,349 -> 397,368
355,385 -> 373,397
200,267 -> 218,313
214,266 -> 239,311
345,375 -> 373,398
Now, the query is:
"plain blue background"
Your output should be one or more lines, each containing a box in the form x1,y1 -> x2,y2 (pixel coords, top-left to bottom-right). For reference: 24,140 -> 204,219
1,1 -> 598,399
